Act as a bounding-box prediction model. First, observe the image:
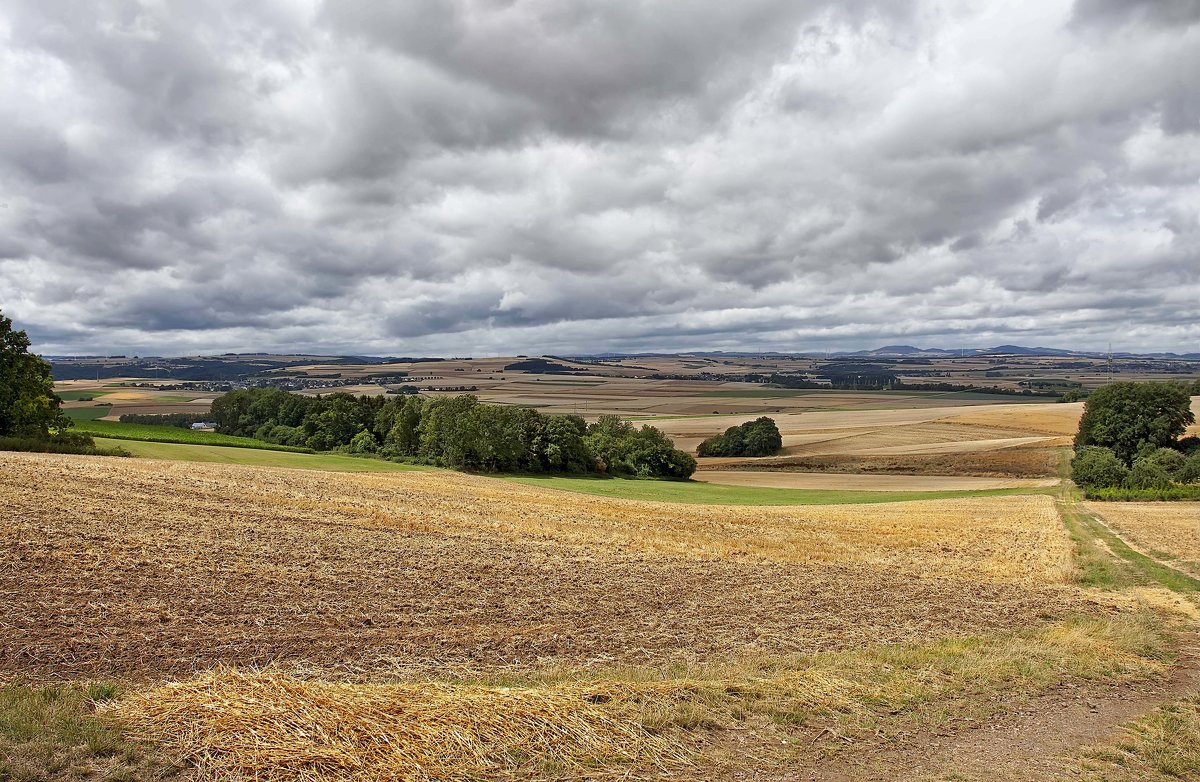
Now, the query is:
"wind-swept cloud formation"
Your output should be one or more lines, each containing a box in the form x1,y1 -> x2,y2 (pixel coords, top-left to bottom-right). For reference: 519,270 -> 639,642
1,0 -> 1197,355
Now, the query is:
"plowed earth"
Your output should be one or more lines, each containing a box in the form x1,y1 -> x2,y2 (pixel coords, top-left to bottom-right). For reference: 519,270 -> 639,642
2,453 -> 1082,680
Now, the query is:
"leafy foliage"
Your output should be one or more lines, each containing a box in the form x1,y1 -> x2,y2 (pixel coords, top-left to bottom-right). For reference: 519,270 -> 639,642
1126,458 -> 1175,490
208,388 -> 695,478
0,310 -> 72,439
1074,381 -> 1195,464
697,417 -> 783,457
1071,446 -> 1129,489
0,434 -> 128,457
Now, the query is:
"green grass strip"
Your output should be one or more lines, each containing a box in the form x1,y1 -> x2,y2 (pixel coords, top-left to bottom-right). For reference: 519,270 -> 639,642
92,438 -> 424,473
75,420 -> 312,453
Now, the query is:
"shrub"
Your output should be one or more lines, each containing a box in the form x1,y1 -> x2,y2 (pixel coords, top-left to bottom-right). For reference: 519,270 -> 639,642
1084,485 -> 1200,501
1177,452 -> 1200,485
1141,447 -> 1187,480
1125,458 -> 1173,490
1070,447 -> 1128,488
349,430 -> 378,454
0,435 -> 129,457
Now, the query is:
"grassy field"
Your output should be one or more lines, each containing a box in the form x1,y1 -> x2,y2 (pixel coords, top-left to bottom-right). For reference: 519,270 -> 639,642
75,420 -> 311,452
91,438 -> 420,472
505,474 -> 1053,505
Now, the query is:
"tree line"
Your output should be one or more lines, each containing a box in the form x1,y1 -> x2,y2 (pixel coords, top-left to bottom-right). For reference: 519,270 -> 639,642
208,387 -> 696,478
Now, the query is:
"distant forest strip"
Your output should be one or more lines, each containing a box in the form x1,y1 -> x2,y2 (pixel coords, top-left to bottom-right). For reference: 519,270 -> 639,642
207,388 -> 697,478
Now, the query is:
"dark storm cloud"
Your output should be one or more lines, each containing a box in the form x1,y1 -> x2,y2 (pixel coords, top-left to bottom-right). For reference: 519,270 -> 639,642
0,0 -> 1197,356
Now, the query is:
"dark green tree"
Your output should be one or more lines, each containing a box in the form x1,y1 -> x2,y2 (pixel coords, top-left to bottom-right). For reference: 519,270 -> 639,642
1074,382 -> 1195,464
1126,458 -> 1173,490
0,311 -> 72,438
1070,446 -> 1128,488
697,417 -> 782,457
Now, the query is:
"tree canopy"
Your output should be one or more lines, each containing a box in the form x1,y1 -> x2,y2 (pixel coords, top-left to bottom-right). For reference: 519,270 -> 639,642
697,416 -> 783,457
0,310 -> 71,438
1073,381 -> 1195,464
209,387 -> 696,478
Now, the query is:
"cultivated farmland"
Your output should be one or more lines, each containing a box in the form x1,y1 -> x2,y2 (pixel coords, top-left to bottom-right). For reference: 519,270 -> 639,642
2,452 -> 1078,680
4,390 -> 1200,780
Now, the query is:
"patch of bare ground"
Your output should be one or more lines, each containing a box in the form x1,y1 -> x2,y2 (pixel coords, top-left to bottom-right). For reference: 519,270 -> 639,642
0,452 -> 1082,680
709,447 -> 1065,479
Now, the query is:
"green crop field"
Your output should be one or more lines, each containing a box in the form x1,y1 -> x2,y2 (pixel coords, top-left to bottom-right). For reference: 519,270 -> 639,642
91,438 -> 423,472
64,405 -> 113,421
504,475 -> 1052,506
56,390 -> 115,401
74,420 -> 312,452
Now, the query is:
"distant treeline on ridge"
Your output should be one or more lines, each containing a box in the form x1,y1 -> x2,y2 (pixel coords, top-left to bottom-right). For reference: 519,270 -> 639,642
208,387 -> 696,478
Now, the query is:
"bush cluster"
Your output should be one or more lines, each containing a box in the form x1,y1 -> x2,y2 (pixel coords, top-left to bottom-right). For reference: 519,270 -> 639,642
0,432 -> 128,457
697,417 -> 783,457
1069,380 -> 1200,500
209,388 -> 696,478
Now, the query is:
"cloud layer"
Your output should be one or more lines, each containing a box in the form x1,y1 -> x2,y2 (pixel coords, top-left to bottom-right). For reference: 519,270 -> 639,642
2,0 -> 1197,355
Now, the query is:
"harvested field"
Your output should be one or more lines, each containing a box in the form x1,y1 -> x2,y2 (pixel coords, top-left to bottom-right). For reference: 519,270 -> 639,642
944,401 -> 1084,436
104,614 -> 1170,782
1085,502 -> 1200,576
1,452 -> 1080,679
708,446 -> 1066,478
657,402 -> 1081,459
693,470 -> 1058,492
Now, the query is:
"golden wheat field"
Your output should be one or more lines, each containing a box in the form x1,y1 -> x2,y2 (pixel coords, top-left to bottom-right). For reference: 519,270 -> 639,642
0,451 -> 1080,680
1085,502 -> 1200,575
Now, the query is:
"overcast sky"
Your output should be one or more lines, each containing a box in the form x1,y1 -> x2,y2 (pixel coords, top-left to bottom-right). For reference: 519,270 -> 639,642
1,0 -> 1198,357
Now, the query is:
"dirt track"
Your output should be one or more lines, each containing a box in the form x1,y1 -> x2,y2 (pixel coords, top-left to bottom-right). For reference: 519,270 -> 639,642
2,452 -> 1082,679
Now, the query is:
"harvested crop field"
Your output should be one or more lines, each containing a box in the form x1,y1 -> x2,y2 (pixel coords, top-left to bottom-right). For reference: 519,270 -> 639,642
661,402 -> 1080,459
1085,502 -> 1200,576
1,452 -> 1082,680
710,446 -> 1066,478
692,470 -> 1058,492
